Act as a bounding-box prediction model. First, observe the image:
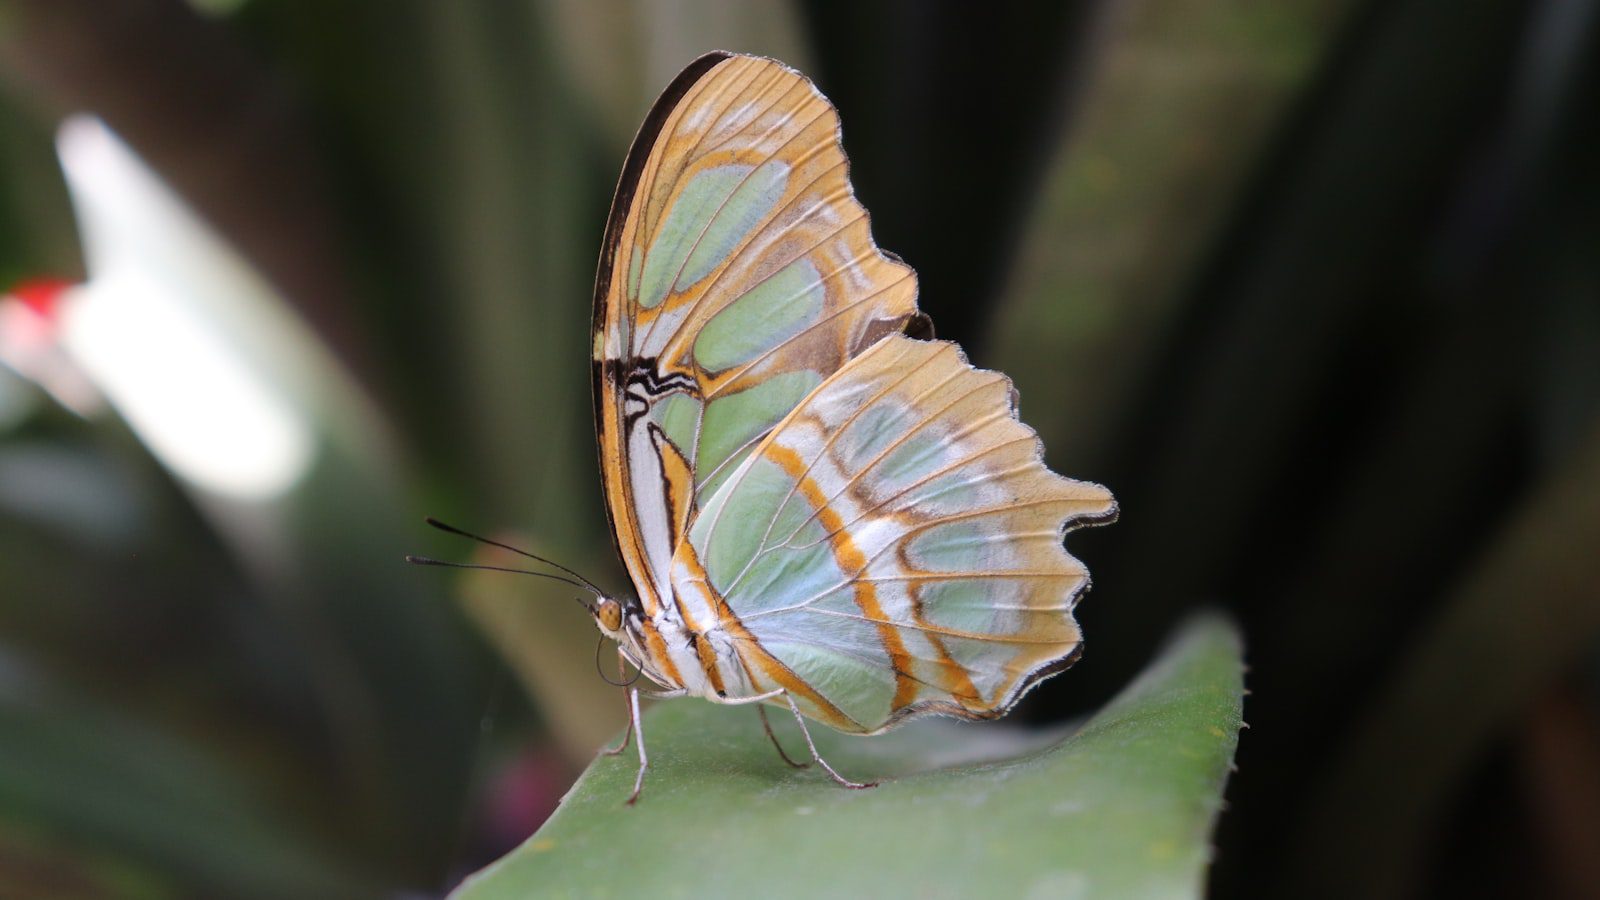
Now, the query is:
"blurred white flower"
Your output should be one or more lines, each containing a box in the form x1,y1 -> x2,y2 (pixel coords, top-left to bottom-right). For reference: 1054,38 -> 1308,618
46,116 -> 318,500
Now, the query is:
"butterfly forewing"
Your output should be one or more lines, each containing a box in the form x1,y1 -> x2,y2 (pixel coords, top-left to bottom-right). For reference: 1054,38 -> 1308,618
594,54 -> 922,617
668,335 -> 1117,733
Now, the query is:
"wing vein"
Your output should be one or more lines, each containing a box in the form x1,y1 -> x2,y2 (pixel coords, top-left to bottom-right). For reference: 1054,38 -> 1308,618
801,441 -> 1041,552
652,161 -> 852,364
697,337 -> 927,566
734,497 -> 1090,618
636,97 -> 831,355
700,266 -> 910,402
773,369 -> 999,553
747,606 -> 1076,645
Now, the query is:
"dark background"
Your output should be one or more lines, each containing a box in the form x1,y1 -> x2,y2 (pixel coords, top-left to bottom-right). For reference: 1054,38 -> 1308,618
1,1 -> 1597,897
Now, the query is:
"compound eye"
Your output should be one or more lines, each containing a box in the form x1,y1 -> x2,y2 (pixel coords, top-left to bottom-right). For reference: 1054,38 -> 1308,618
596,599 -> 622,633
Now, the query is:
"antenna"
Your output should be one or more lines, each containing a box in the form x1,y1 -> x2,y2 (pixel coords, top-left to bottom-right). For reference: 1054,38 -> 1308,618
420,517 -> 610,598
405,555 -> 599,609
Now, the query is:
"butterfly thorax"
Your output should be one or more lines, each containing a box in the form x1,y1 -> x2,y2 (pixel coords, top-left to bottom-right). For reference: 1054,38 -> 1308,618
604,584 -> 761,703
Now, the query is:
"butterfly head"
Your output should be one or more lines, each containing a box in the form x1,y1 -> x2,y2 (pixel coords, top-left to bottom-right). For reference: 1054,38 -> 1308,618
593,596 -> 624,635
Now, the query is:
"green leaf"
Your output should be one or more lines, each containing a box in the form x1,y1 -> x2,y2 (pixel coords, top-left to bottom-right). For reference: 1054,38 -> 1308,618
452,614 -> 1244,900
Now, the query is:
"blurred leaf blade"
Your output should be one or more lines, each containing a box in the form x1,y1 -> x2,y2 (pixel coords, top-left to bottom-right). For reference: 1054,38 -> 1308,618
798,0 -> 1111,345
455,542 -> 626,763
452,614 -> 1244,900
0,686 -> 380,900
43,107 -> 490,879
1292,416 -> 1600,898
545,0 -> 812,150
991,0 -> 1355,469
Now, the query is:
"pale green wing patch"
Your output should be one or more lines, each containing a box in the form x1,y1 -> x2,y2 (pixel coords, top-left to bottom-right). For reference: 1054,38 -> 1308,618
759,635 -> 899,727
692,454 -> 845,618
696,369 -> 820,498
693,256 -> 826,372
694,453 -> 791,591
649,393 -> 701,453
626,245 -> 643,301
680,160 -> 790,289
637,164 -> 754,309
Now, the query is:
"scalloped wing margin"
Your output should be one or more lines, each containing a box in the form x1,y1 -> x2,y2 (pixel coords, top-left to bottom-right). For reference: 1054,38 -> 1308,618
673,335 -> 1117,732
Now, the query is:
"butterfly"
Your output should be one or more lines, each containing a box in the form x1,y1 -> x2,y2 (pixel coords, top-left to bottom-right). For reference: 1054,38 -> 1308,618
580,51 -> 1116,803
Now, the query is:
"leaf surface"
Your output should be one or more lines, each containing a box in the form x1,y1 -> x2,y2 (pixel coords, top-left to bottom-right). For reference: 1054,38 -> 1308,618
453,614 -> 1244,900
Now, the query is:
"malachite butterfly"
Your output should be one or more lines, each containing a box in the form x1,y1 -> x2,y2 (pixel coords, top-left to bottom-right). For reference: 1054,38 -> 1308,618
578,51 -> 1117,802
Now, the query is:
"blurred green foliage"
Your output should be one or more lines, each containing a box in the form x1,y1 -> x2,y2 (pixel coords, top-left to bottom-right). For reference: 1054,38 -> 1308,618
0,1 -> 1596,898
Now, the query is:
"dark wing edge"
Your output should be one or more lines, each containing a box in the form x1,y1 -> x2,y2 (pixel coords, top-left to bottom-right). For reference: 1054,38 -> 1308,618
590,51 -> 733,577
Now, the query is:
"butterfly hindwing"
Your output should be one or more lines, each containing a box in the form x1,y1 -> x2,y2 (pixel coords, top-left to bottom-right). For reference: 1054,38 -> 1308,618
668,335 -> 1118,733
594,53 -> 922,616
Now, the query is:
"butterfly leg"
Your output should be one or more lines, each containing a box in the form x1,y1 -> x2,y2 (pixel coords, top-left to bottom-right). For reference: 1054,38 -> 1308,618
639,688 -> 689,700
624,685 -> 649,805
783,693 -> 877,790
599,649 -> 633,756
756,704 -> 808,769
